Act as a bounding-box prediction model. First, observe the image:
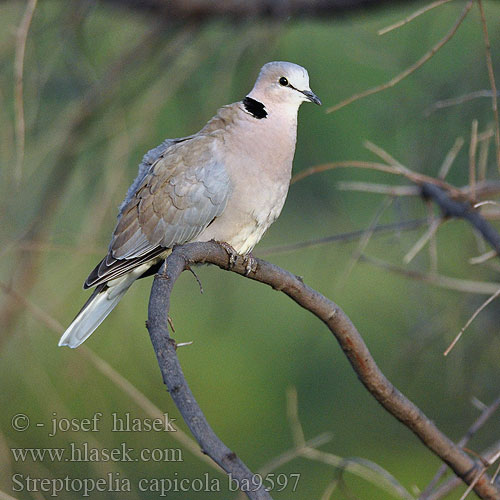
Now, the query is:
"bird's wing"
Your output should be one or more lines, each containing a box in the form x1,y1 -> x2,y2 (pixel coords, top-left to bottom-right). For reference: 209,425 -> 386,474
85,134 -> 231,288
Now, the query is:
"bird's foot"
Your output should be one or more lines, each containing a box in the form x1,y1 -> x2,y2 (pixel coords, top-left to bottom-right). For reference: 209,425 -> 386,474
243,253 -> 258,276
218,241 -> 240,269
216,241 -> 257,275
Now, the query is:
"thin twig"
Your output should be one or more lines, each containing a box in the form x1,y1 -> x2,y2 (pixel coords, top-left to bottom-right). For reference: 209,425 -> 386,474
260,218 -> 429,256
438,137 -> 464,180
364,140 -> 405,168
491,462 -> 500,484
291,161 -> 398,184
424,90 -> 500,115
459,468 -> 488,500
13,0 -> 38,183
293,160 -> 463,198
469,250 -> 497,265
361,255 -> 500,295
337,181 -> 419,196
444,287 -> 500,356
469,119 -> 478,200
404,218 -> 442,264
476,0 -> 500,172
377,0 -> 455,35
286,387 -> 306,447
320,479 -> 339,500
327,1 -> 474,113
336,196 -> 393,291
478,128 -> 492,181
427,202 -> 439,273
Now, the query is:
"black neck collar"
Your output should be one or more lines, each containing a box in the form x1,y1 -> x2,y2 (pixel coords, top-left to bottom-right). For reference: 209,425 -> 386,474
243,97 -> 267,119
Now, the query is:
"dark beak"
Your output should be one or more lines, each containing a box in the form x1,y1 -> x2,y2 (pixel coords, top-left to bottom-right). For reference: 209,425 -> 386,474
301,89 -> 322,106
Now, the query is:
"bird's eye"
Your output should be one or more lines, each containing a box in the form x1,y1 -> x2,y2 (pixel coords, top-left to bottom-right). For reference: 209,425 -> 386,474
279,77 -> 289,86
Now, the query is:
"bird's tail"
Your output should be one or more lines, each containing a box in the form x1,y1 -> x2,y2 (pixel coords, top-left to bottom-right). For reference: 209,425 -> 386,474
58,272 -> 138,348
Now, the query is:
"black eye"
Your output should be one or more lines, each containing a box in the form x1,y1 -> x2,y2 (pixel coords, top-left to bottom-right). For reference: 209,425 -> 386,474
279,77 -> 288,86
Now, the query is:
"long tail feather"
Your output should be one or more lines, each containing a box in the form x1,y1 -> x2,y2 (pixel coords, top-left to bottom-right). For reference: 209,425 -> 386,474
58,269 -> 144,348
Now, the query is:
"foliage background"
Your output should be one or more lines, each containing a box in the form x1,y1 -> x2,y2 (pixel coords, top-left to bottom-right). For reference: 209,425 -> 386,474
1,1 -> 499,498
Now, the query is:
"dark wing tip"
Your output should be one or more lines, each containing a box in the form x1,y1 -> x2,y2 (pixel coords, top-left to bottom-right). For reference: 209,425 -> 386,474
84,257 -> 106,289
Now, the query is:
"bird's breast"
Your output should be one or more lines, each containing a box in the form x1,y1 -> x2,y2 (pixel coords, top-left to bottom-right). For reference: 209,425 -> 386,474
196,111 -> 297,254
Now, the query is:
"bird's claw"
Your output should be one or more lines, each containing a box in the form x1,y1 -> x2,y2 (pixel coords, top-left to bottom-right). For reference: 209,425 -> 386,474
218,241 -> 239,269
216,241 -> 257,275
243,254 -> 258,276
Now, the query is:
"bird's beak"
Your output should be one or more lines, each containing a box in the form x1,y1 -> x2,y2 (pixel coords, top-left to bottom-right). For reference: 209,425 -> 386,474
301,89 -> 322,106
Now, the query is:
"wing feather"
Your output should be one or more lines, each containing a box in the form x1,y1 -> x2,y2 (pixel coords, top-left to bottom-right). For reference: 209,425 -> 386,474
85,133 -> 232,289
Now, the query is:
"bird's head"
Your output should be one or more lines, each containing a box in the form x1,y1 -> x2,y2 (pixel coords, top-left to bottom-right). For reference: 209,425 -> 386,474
247,61 -> 322,110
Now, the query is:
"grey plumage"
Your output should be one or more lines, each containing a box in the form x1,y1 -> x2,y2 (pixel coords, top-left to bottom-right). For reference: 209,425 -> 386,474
59,61 -> 321,348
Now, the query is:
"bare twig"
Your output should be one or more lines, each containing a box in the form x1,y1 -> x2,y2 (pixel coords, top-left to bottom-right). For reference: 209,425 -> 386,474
469,119 -> 479,200
291,161 -> 397,184
476,0 -> 500,172
286,387 -> 306,447
444,287 -> 500,356
403,218 -> 442,264
377,0 -> 454,35
337,181 -> 419,196
361,255 -> 500,295
327,1 -> 474,113
13,0 -> 38,183
293,160 -> 463,198
425,90 -> 500,115
438,137 -> 464,180
336,196 -> 393,291
260,218 -> 429,256
147,241 -> 499,499
364,140 -> 406,168
427,202 -> 439,273
478,128 -> 493,181
469,250 -> 497,265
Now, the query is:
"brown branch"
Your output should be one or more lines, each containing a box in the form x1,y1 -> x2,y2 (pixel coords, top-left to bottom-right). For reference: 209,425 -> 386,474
147,241 -> 500,500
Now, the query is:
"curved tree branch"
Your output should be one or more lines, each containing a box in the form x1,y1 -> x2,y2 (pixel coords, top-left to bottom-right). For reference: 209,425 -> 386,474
147,241 -> 500,500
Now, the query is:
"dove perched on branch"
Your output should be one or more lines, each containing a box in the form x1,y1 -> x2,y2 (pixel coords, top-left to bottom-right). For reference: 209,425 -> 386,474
59,61 -> 321,348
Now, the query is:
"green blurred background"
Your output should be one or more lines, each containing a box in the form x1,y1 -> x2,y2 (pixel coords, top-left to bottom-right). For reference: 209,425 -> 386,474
1,1 -> 499,498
